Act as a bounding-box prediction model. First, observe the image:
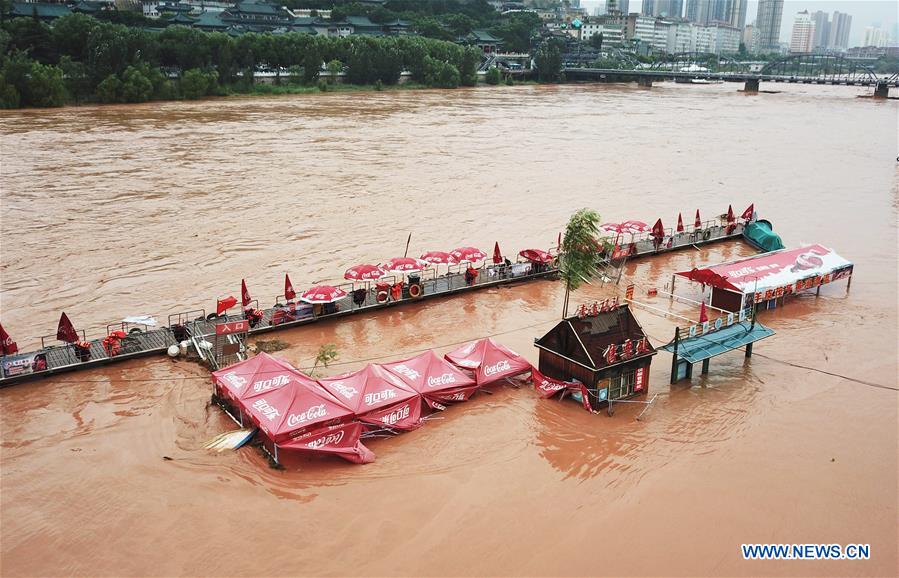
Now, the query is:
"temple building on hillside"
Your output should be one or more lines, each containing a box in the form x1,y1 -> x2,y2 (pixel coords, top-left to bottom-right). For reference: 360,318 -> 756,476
535,302 -> 656,411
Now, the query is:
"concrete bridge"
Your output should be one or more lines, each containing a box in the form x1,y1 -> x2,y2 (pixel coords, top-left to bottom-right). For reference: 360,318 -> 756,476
558,53 -> 898,97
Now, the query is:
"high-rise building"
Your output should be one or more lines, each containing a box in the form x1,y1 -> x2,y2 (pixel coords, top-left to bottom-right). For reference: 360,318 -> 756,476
642,0 -> 682,18
685,0 -> 745,28
811,10 -> 830,50
863,26 -> 889,48
790,10 -> 815,53
828,12 -> 852,50
742,23 -> 759,52
755,0 -> 784,52
618,0 -> 629,15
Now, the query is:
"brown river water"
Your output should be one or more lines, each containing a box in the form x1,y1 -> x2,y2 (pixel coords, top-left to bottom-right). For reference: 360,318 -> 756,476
1,83 -> 897,576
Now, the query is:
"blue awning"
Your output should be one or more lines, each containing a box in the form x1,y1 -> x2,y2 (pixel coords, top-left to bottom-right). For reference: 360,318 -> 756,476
660,321 -> 775,363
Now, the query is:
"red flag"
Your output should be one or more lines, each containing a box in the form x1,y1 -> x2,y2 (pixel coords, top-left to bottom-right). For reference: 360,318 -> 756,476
651,218 -> 664,238
241,279 -> 252,307
0,322 -> 18,355
56,312 -> 79,343
284,274 -> 296,300
217,296 -> 237,316
492,241 -> 502,265
694,209 -> 701,229
676,213 -> 684,233
699,301 -> 708,324
726,204 -> 735,224
741,203 -> 754,220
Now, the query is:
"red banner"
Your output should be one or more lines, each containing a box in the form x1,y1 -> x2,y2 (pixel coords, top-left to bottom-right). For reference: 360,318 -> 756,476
530,368 -> 569,398
284,274 -> 296,300
215,320 -> 249,335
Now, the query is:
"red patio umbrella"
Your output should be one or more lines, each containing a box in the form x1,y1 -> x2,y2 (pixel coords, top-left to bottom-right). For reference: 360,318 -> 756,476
449,246 -> 487,263
382,257 -> 428,273
651,218 -> 664,238
1,322 -> 19,355
420,251 -> 457,265
600,222 -> 627,234
621,220 -> 650,233
284,274 -> 296,300
300,285 -> 347,304
676,213 -> 684,233
726,204 -> 735,224
492,242 -> 502,264
344,264 -> 386,281
56,312 -> 79,343
241,279 -> 252,307
519,249 -> 554,263
694,209 -> 702,229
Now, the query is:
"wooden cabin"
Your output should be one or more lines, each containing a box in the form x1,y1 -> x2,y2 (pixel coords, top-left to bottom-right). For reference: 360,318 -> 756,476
534,304 -> 656,411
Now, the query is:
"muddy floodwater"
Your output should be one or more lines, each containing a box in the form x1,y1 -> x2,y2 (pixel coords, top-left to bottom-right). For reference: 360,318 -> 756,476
1,83 -> 897,576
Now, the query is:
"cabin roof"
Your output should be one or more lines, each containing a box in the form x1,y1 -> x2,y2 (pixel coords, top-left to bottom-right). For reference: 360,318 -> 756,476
535,305 -> 654,370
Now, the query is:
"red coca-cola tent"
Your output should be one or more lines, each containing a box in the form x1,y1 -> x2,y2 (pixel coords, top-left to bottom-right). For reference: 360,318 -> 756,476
317,364 -> 423,431
380,351 -> 478,410
211,353 -> 373,464
444,338 -> 532,386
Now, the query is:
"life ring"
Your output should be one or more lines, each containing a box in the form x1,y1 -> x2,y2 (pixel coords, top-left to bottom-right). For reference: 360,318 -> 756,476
409,283 -> 422,298
702,229 -> 712,241
552,257 -> 560,269
376,290 -> 389,303
129,327 -> 142,334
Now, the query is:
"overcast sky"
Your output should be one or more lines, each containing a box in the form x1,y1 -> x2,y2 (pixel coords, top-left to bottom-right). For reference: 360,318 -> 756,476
579,0 -> 898,46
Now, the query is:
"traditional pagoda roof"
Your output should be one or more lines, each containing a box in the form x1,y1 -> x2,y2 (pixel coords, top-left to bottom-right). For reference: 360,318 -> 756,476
72,0 -> 109,13
193,11 -> 228,29
9,1 -> 71,19
465,29 -> 503,43
535,305 -> 655,371
229,0 -> 281,16
166,11 -> 197,24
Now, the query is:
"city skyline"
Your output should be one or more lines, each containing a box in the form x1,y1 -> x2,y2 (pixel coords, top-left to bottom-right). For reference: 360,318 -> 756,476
580,0 -> 896,46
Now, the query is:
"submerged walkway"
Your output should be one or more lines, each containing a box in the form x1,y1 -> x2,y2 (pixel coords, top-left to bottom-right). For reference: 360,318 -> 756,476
0,221 -> 746,386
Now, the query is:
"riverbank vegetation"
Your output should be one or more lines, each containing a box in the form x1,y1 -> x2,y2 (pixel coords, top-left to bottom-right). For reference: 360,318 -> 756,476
0,13 -> 483,108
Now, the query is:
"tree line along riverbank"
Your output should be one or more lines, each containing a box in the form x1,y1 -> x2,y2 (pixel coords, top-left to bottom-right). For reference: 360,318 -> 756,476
0,13 -> 501,109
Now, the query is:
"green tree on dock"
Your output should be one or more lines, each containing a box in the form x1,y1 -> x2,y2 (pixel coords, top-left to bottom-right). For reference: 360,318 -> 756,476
559,208 -> 601,318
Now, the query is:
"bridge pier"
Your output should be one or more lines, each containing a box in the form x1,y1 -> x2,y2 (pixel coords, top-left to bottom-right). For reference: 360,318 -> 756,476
874,82 -> 890,98
637,77 -> 653,88
744,78 -> 760,93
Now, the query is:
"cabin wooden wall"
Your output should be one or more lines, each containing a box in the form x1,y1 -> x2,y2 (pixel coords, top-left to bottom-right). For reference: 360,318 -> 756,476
538,350 -> 598,386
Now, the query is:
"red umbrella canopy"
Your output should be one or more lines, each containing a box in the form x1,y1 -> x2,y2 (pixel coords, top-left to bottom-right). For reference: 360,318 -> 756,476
651,218 -> 664,237
726,204 -> 735,223
449,246 -> 487,263
382,257 -> 428,273
676,213 -> 684,232
344,264 -> 385,281
419,251 -> 457,265
300,285 -> 347,304
519,249 -> 554,263
317,364 -> 423,430
694,209 -> 702,229
444,338 -> 532,386
380,350 -> 477,402
621,220 -> 650,233
600,222 -> 627,234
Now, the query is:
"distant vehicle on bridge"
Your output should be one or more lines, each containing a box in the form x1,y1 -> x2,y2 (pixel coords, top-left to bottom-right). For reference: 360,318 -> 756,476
680,64 -> 709,73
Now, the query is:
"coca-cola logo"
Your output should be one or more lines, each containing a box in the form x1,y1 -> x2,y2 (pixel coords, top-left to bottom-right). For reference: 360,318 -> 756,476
287,404 -> 326,427
252,398 -> 280,421
540,379 -> 565,391
483,360 -> 511,376
426,373 -> 456,387
380,404 -> 411,426
252,374 -> 290,392
392,364 -> 421,381
364,389 -> 397,406
222,372 -> 247,389
306,429 -> 344,449
446,392 -> 466,401
330,381 -> 359,400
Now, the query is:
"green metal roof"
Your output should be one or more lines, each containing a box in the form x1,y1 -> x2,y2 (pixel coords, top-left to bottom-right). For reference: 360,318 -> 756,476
660,321 -> 775,363
9,1 -> 71,19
